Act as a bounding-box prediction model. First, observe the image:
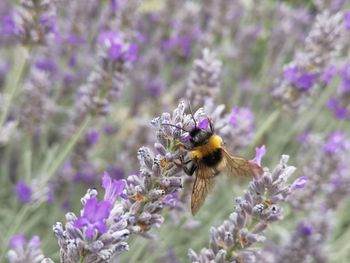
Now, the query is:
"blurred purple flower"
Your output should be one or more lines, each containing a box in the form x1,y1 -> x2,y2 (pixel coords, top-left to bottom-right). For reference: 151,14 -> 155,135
47,185 -> 55,204
110,0 -> 118,12
284,66 -> 299,82
39,15 -> 57,34
9,234 -> 26,249
297,131 -> 310,144
162,193 -> 178,208
344,11 -> 350,30
63,74 -> 75,86
62,200 -> 70,210
229,106 -> 254,130
65,33 -> 86,45
339,64 -> 350,93
163,34 -> 194,58
295,73 -> 315,91
145,81 -> 164,97
7,234 -> 44,263
320,64 -> 337,84
291,176 -> 308,190
102,172 -> 127,203
251,145 -> 266,166
297,222 -> 313,236
0,14 -> 17,37
323,130 -> 349,154
74,197 -> 111,239
86,129 -> 100,145
106,165 -> 124,179
14,181 -> 32,203
284,66 -> 315,91
327,97 -> 349,120
98,31 -> 138,62
35,58 -> 57,74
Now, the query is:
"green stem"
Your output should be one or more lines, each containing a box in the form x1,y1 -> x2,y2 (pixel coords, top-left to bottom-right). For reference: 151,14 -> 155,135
42,116 -> 92,185
79,255 -> 85,263
0,206 -> 31,261
0,47 -> 29,128
250,108 -> 282,147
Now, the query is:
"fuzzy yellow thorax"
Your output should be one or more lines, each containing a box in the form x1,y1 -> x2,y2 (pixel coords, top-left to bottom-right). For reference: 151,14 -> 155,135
189,135 -> 223,159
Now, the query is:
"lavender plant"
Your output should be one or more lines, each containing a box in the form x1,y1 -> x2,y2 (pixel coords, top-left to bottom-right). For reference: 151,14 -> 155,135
1,1 -> 350,263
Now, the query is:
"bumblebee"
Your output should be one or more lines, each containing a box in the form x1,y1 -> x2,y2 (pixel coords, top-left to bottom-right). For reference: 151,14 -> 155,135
164,115 -> 263,215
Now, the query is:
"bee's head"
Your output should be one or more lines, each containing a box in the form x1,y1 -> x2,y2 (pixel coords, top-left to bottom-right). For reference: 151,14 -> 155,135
189,118 -> 213,147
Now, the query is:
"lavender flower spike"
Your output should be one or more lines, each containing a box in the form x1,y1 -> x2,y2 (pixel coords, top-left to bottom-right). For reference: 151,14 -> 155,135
53,173 -> 129,263
187,48 -> 222,108
7,234 -> 45,263
273,11 -> 344,111
189,155 -> 299,262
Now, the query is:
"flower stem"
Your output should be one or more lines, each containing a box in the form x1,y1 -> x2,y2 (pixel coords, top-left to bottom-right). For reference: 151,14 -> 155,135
0,117 -> 91,261
250,108 -> 282,147
42,116 -> 92,185
0,206 -> 31,261
0,47 -> 29,128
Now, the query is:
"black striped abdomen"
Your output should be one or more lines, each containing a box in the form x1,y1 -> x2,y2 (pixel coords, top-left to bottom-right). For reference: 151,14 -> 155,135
202,149 -> 223,167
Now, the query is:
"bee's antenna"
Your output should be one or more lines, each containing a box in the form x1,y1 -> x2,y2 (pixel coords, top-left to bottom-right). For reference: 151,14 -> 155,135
161,123 -> 188,133
188,101 -> 197,127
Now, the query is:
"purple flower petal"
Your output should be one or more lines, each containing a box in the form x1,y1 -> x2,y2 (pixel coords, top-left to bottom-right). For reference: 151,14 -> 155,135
28,236 -> 41,249
251,145 -> 266,166
344,11 -> 350,30
291,176 -> 308,190
323,130 -> 349,154
102,172 -> 126,204
321,64 -> 336,84
298,222 -> 313,236
9,234 -> 26,249
284,66 -> 299,82
197,119 -> 209,129
74,197 -> 112,239
294,72 -> 315,91
86,130 -> 100,145
327,97 -> 349,120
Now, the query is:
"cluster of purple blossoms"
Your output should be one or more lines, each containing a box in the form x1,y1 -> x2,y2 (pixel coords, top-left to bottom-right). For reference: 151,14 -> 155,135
21,62 -> 53,134
327,64 -> 350,120
189,152 -> 306,262
258,130 -> 350,263
2,1 -> 350,262
289,130 -> 350,211
259,211 -> 332,263
68,31 -> 137,130
4,0 -> 58,46
273,10 -> 345,111
51,172 -> 129,262
7,234 -> 45,263
14,181 -> 32,203
186,48 -> 222,108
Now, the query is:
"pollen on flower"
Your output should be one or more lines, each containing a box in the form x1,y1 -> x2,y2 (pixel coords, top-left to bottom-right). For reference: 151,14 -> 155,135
130,192 -> 145,202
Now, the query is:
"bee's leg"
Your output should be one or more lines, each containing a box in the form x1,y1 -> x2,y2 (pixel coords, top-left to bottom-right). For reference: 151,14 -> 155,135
180,157 -> 192,165
209,118 -> 215,133
182,162 -> 197,176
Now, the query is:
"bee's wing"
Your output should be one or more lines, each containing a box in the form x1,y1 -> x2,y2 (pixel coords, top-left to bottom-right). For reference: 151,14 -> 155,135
191,164 -> 215,215
222,148 -> 263,177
